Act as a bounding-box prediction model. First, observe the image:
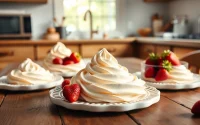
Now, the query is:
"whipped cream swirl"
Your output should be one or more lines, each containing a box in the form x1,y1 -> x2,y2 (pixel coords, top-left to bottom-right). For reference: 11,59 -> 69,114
8,58 -> 55,85
43,42 -> 85,76
143,65 -> 195,83
71,48 -> 147,103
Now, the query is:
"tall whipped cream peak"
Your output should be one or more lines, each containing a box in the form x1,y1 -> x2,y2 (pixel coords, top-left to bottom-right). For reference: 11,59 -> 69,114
8,58 -> 54,85
50,42 -> 72,58
71,48 -> 147,103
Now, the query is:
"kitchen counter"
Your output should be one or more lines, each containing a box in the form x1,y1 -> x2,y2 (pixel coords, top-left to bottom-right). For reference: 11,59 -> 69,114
136,37 -> 200,48
0,37 -> 135,45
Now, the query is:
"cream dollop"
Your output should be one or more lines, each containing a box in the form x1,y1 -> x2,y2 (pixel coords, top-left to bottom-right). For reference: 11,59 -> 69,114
43,42 -> 85,76
71,48 -> 147,103
143,65 -> 195,83
7,58 -> 55,85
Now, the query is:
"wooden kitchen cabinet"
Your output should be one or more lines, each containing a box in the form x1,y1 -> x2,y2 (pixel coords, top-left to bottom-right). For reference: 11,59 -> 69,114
137,44 -> 170,59
36,45 -> 79,60
0,0 -> 47,3
173,47 -> 198,59
81,43 -> 134,58
0,46 -> 34,70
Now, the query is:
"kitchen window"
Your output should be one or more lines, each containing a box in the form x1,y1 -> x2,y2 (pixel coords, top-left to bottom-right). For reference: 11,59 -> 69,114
63,0 -> 116,32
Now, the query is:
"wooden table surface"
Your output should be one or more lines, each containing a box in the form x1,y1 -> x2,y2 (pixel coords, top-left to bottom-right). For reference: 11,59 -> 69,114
0,58 -> 200,125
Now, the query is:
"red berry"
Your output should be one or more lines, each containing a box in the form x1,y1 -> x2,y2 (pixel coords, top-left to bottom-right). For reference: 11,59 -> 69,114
191,100 -> 200,115
145,67 -> 155,78
145,53 -> 159,65
63,60 -> 74,65
63,84 -> 80,103
53,57 -> 63,65
69,52 -> 81,63
162,50 -> 180,66
155,69 -> 169,81
62,79 -> 71,89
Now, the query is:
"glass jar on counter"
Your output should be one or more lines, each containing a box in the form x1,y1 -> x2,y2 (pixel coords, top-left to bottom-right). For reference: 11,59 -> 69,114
173,15 -> 189,37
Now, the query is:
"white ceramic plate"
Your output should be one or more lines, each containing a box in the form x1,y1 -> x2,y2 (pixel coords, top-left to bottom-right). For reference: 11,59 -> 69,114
134,72 -> 200,90
0,75 -> 64,91
49,85 -> 160,112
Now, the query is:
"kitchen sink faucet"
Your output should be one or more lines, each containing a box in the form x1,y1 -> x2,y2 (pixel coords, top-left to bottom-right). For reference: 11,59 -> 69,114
84,10 -> 98,39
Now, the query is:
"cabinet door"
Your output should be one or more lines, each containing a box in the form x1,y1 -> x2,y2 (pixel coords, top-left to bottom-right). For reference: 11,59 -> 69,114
155,45 -> 171,55
81,44 -> 133,58
138,44 -> 155,59
0,46 -> 34,62
36,45 -> 79,60
173,47 -> 198,59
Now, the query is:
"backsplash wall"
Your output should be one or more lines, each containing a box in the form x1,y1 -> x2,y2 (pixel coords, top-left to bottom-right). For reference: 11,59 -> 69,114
168,0 -> 200,34
0,0 -> 54,39
120,0 -> 169,36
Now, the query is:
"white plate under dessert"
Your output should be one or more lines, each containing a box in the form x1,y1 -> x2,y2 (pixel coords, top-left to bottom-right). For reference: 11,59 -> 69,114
0,75 -> 63,91
49,85 -> 160,112
134,72 -> 200,90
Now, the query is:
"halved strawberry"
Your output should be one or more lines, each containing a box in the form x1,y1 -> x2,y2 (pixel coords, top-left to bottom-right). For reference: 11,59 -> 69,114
63,83 -> 80,103
191,100 -> 200,115
145,53 -> 159,65
69,52 -> 81,63
145,67 -> 156,78
155,69 -> 169,81
53,57 -> 63,65
62,79 -> 71,89
162,50 -> 180,66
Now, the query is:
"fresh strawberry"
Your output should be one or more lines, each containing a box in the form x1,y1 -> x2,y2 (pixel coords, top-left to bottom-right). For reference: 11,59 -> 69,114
191,100 -> 200,115
161,50 -> 180,66
69,52 -> 81,63
145,67 -> 156,78
53,57 -> 63,65
145,53 -> 159,65
63,83 -> 80,103
63,60 -> 74,65
160,60 -> 172,72
155,69 -> 169,81
62,79 -> 71,89
156,57 -> 163,65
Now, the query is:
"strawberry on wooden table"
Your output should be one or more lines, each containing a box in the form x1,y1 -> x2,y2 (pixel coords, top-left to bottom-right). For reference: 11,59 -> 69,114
62,79 -> 71,89
191,100 -> 200,115
53,57 -> 63,65
162,50 -> 180,66
63,83 -> 80,103
70,52 -> 81,63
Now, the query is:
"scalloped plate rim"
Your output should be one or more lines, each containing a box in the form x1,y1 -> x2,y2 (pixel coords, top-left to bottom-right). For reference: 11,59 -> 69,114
49,86 -> 160,112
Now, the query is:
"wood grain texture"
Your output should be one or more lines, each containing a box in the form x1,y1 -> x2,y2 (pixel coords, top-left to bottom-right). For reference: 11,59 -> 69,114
128,96 -> 200,125
161,88 -> 200,109
58,107 -> 137,125
0,90 -> 62,125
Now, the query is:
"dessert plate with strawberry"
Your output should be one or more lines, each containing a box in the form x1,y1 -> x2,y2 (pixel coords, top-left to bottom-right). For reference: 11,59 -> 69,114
43,42 -> 85,77
50,80 -> 160,112
50,48 -> 160,112
140,50 -> 200,90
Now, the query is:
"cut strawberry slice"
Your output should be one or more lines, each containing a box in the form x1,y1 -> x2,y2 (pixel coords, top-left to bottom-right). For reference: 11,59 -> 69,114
63,83 -> 80,103
62,79 -> 71,89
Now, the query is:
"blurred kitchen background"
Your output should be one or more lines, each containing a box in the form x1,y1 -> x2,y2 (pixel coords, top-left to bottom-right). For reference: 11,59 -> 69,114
0,0 -> 200,72
1,0 -> 200,39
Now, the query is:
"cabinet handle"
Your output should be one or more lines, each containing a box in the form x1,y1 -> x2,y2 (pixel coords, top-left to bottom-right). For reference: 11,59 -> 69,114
0,51 -> 14,57
99,48 -> 116,53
